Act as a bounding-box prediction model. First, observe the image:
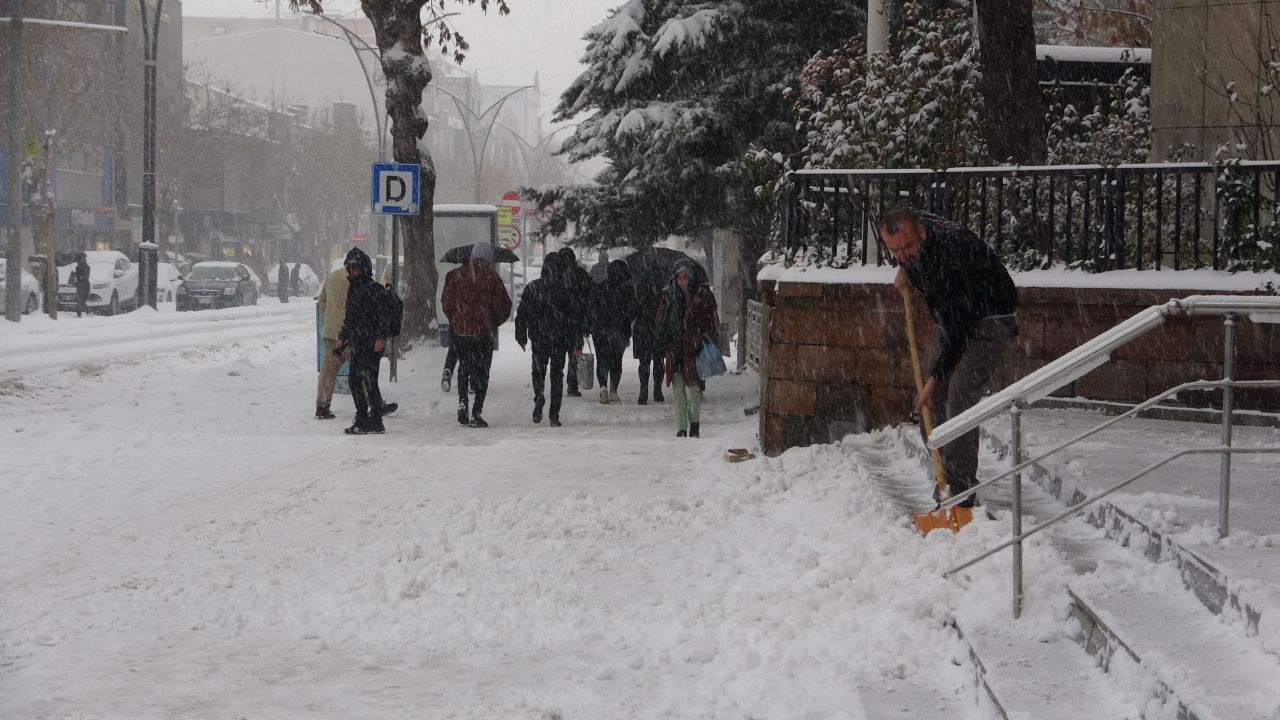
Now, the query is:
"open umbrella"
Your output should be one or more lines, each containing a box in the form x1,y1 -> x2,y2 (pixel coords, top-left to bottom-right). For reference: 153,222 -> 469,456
441,244 -> 520,264
623,247 -> 708,289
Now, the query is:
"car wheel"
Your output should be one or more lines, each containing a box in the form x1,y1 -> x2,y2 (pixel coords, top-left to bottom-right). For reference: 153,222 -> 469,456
24,292 -> 37,315
106,292 -> 119,316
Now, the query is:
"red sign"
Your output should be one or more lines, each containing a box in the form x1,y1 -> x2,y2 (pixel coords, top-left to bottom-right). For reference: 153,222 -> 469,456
499,190 -> 523,217
350,236 -> 369,243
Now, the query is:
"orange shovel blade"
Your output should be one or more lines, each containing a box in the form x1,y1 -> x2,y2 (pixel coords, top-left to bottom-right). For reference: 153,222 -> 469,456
913,505 -> 975,536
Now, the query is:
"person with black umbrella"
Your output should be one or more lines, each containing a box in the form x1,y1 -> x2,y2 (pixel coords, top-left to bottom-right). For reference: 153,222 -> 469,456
442,243 -> 512,428
515,252 -> 581,426
590,260 -> 637,403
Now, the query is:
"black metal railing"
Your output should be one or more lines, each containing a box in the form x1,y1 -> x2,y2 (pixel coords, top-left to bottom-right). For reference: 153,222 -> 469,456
781,161 -> 1280,272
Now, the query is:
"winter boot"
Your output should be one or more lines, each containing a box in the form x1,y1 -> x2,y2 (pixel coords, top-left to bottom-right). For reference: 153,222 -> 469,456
676,429 -> 687,438
609,390 -> 621,403
441,368 -> 453,392
468,415 -> 489,428
599,388 -> 610,404
345,420 -> 385,435
689,422 -> 700,438
638,386 -> 648,406
653,385 -> 664,403
533,399 -> 544,424
457,401 -> 469,426
380,402 -> 398,416
315,404 -> 336,420
549,415 -> 562,428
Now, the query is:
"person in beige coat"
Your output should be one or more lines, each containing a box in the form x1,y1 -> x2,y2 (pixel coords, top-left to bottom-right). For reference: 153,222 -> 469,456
314,262 -> 350,420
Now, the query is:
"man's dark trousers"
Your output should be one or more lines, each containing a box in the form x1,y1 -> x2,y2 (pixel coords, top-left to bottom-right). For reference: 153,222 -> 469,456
926,315 -> 1018,501
456,335 -> 495,415
532,351 -> 566,418
349,349 -> 384,426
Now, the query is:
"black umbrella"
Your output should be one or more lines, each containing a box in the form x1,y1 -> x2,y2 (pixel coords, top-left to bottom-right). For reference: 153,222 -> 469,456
623,247 -> 708,289
441,244 -> 520,264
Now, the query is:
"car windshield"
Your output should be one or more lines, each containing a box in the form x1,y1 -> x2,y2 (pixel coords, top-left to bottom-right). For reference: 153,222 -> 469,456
187,266 -> 238,281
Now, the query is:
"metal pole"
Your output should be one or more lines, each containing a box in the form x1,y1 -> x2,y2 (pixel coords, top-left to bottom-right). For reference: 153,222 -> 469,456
389,215 -> 399,382
141,0 -> 164,311
1011,403 -> 1024,618
4,0 -> 24,323
1219,314 -> 1236,538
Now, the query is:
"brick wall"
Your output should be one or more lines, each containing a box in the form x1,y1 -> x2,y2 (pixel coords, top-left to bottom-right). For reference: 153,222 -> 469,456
758,280 -> 1280,456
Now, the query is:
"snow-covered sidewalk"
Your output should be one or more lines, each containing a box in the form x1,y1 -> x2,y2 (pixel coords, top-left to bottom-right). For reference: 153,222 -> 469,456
1,312 -> 1023,719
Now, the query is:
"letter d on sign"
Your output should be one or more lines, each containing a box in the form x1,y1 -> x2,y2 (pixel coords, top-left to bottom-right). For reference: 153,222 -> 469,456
385,175 -> 407,203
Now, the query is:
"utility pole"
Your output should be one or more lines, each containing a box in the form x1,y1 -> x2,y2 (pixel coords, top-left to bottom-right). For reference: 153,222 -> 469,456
4,0 -> 24,322
139,0 -> 164,308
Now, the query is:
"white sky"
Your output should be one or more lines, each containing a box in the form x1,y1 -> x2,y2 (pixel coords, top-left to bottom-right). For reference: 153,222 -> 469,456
180,0 -> 616,123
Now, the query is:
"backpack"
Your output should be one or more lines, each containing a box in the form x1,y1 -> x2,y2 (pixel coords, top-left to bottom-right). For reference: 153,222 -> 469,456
381,285 -> 404,338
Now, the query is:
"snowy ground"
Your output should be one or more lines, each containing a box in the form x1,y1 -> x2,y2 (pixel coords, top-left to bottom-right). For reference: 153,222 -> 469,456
5,301 -> 1272,718
2,301 -> 1011,720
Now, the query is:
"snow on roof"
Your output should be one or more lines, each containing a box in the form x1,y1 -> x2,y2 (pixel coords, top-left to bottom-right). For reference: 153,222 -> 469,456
435,204 -> 498,215
474,68 -> 539,89
1036,44 -> 1151,65
195,261 -> 248,268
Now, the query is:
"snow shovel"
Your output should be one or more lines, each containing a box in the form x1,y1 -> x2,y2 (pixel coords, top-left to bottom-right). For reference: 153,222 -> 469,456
901,288 -> 974,536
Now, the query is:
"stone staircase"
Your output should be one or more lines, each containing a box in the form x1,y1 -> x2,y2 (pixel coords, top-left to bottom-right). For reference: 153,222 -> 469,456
896,415 -> 1280,720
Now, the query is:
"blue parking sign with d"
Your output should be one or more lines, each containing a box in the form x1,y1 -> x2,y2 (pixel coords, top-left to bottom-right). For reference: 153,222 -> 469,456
371,162 -> 420,215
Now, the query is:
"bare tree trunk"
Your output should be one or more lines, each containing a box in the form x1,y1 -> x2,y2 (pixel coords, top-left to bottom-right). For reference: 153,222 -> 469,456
363,1 -> 438,340
976,0 -> 1046,164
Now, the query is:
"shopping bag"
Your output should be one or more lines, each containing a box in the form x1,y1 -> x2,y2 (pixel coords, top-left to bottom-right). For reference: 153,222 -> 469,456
697,336 -> 728,379
577,352 -> 595,390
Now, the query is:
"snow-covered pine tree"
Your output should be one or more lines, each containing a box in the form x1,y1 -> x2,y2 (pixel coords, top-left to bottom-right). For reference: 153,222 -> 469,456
290,0 -> 508,341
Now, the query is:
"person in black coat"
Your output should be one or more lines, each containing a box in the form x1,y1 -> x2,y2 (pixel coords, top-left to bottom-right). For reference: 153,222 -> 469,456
290,263 -> 302,296
881,206 -> 1018,506
558,247 -> 592,397
590,260 -> 636,403
71,253 -> 91,318
276,262 -> 290,304
335,247 -> 388,435
632,279 -> 665,405
515,253 -> 583,426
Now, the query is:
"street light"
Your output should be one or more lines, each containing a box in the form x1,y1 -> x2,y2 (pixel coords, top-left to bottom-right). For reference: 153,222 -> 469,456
429,82 -> 534,202
494,121 -> 581,188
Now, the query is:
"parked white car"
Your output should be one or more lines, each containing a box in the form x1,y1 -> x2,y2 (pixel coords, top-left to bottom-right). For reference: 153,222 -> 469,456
267,262 -> 321,296
157,262 -> 182,302
56,250 -> 139,315
0,259 -> 41,315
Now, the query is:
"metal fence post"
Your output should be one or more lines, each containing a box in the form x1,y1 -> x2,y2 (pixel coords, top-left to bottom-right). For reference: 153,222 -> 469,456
1011,402 -> 1024,618
1219,313 -> 1236,538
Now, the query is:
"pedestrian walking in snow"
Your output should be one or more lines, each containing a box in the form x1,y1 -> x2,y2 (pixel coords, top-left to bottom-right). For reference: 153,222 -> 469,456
442,243 -> 512,428
515,253 -> 582,427
71,253 -> 91,318
290,263 -> 302,296
336,248 -> 390,435
439,269 -> 460,392
314,259 -> 350,420
591,260 -> 637,404
277,262 -> 290,304
881,206 -> 1018,508
558,247 -> 592,397
632,280 -> 666,405
657,259 -> 719,438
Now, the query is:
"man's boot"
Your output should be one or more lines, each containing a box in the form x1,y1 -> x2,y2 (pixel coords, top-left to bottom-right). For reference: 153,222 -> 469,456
689,422 -> 700,438
638,385 -> 648,406
380,402 -> 398,416
549,415 -> 562,428
315,404 -> 335,420
653,383 -> 664,403
468,415 -> 489,428
457,401 -> 469,426
533,398 -> 544,424
599,388 -> 610,404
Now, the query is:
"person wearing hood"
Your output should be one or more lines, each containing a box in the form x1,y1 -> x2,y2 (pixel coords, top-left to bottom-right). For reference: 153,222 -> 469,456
515,252 -> 581,426
656,259 -> 718,438
881,206 -> 1017,507
276,261 -> 290,304
334,247 -> 391,434
71,253 -> 91,318
558,247 -> 592,397
290,263 -> 302,296
442,243 -> 512,428
590,260 -> 637,403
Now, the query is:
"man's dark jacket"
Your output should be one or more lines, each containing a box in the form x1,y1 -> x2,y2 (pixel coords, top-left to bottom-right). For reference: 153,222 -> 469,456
516,254 -> 585,355
338,248 -> 387,351
902,210 -> 1018,384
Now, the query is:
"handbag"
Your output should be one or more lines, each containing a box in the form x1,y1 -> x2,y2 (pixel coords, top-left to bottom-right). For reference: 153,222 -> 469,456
697,335 -> 728,379
577,337 -> 596,390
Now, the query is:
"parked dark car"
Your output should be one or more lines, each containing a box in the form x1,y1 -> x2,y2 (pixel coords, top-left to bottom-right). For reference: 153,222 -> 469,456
176,262 -> 259,311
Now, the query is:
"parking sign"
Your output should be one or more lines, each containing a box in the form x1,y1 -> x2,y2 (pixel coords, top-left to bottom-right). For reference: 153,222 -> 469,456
371,163 -> 420,215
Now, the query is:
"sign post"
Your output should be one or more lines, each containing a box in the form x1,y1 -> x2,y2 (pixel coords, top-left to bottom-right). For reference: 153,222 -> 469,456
370,162 -> 421,382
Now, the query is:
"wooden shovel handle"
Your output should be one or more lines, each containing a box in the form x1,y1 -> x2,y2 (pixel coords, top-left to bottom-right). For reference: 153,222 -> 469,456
900,287 -> 948,495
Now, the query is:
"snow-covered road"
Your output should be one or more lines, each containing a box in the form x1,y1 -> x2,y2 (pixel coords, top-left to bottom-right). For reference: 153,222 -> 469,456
0,306 -> 1036,719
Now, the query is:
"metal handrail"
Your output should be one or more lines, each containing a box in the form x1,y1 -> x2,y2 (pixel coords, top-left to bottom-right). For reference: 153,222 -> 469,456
944,446 -> 1280,578
940,379 -> 1280,509
926,294 -> 1280,618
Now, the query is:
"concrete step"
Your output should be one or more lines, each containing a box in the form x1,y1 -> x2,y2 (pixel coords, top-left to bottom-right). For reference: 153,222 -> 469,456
1068,582 -> 1280,720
